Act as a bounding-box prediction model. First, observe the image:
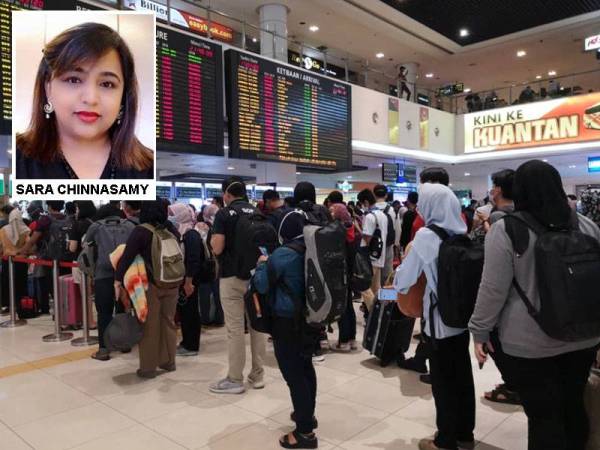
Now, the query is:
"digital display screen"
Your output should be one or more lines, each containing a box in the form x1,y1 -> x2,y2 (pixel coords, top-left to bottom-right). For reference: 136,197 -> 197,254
382,162 -> 399,182
156,26 -> 224,155
225,49 -> 352,170
588,156 -> 600,173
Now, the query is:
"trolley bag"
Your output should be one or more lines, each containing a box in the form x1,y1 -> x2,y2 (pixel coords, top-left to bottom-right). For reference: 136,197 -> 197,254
59,275 -> 82,328
362,297 -> 415,367
19,297 -> 38,319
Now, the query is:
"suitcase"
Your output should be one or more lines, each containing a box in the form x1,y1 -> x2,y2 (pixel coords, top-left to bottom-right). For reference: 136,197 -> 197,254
363,299 -> 415,367
59,275 -> 83,328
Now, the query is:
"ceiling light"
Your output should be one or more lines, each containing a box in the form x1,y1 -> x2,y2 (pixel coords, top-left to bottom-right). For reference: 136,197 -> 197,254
516,50 -> 527,57
425,73 -> 434,78
227,166 -> 235,170
296,171 -> 301,175
569,165 -> 577,169
6,149 -> 12,154
449,183 -> 453,187
548,70 -> 557,76
378,163 -> 383,167
252,37 -> 257,43
375,52 -> 385,58
347,175 -> 352,179
542,159 -> 548,162
535,75 -> 542,79
459,28 -> 469,37
309,25 -> 319,32
464,88 -> 472,93
464,172 -> 471,177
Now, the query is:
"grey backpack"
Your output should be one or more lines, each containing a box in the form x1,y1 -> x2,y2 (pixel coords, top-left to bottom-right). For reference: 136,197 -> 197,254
91,218 -> 135,276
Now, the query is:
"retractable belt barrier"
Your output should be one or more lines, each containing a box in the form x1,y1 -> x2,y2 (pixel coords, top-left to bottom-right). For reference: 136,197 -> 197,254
0,256 -> 98,346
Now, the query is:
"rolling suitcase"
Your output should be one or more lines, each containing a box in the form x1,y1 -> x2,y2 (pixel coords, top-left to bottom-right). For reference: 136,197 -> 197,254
363,299 -> 415,367
59,274 -> 83,328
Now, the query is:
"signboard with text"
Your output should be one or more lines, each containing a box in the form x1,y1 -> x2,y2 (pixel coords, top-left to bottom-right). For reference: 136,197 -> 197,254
463,92 -> 600,153
585,34 -> 600,51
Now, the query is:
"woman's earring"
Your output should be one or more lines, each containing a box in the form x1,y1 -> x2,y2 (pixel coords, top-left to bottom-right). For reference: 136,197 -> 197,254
116,107 -> 123,125
43,100 -> 54,119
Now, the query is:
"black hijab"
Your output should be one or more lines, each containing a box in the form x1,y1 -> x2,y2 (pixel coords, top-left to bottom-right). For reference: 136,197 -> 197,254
513,160 -> 571,229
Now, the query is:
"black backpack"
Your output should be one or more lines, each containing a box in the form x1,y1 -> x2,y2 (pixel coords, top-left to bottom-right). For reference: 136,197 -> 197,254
504,212 -> 600,342
383,205 -> 396,247
367,212 -> 384,260
428,225 -> 485,331
42,215 -> 73,261
230,203 -> 279,280
351,246 -> 373,292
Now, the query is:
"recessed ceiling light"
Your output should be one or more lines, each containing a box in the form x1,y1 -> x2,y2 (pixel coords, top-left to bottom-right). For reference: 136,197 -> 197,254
464,88 -> 472,93
548,70 -> 557,76
309,25 -> 319,32
449,183 -> 453,187
569,165 -> 577,169
252,37 -> 257,43
425,73 -> 434,78
542,159 -> 548,162
227,166 -> 235,170
296,171 -> 301,175
535,75 -> 542,79
464,172 -> 471,177
516,50 -> 527,57
347,175 -> 352,179
459,28 -> 469,37
378,163 -> 383,167
375,52 -> 385,58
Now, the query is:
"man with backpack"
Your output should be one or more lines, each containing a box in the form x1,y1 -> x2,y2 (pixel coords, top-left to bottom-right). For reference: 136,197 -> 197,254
210,176 -> 276,394
263,189 -> 289,229
85,205 -> 136,361
394,183 -> 476,450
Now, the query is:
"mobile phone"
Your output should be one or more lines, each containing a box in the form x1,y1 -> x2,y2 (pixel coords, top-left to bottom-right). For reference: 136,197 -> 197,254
478,343 -> 489,369
259,246 -> 268,256
378,288 -> 397,301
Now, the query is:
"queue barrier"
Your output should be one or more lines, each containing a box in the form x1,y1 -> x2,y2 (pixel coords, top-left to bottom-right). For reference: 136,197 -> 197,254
0,256 -> 98,346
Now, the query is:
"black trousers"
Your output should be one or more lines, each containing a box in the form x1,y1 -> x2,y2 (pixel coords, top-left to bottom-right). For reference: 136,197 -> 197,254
400,82 -> 411,101
489,329 -> 516,391
272,317 -> 319,434
177,287 -> 201,351
37,265 -> 70,314
198,281 -> 224,325
503,346 -> 597,450
338,290 -> 356,343
93,277 -> 124,349
429,331 -> 475,449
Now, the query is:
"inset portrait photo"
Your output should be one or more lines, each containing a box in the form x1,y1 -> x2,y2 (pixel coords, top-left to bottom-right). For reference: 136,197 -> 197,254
12,10 -> 156,200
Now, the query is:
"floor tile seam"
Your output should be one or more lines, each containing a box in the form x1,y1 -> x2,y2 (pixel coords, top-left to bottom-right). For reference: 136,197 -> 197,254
325,386 -> 421,416
474,413 -> 514,442
5,396 -> 101,430
61,423 -> 142,450
327,409 -> 397,446
0,422 -> 34,449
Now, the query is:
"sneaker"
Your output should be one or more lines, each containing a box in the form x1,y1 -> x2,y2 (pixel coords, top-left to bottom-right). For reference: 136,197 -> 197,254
349,340 -> 358,351
176,346 -> 199,357
333,342 -> 351,352
418,438 -> 452,450
91,348 -> 110,361
247,377 -> 265,389
312,353 -> 325,363
209,378 -> 246,394
319,339 -> 330,350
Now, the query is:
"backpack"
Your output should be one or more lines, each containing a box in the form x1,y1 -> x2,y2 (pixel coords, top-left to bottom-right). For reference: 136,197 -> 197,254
91,218 -> 135,277
42,216 -> 72,261
303,220 -> 348,327
367,212 -> 384,260
504,212 -> 600,342
198,230 -> 218,283
351,246 -> 373,292
141,223 -> 185,289
428,225 -> 485,331
245,262 -> 278,334
383,205 -> 396,247
230,203 -> 279,280
77,240 -> 96,277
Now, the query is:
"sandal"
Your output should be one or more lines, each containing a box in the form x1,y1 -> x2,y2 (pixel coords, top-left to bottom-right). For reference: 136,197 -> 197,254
279,430 -> 318,449
484,384 -> 521,405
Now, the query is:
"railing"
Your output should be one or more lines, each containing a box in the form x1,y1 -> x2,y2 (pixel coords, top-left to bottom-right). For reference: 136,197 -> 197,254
0,256 -> 98,346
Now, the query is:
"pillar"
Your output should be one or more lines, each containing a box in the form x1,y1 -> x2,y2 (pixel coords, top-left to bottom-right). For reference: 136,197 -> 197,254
255,161 -> 297,189
258,4 -> 289,62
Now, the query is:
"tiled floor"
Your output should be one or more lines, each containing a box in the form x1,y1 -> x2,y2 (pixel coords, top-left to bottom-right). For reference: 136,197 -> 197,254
0,309 -> 528,450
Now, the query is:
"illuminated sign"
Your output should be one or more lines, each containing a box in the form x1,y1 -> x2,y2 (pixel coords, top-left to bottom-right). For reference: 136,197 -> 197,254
585,34 -> 600,51
382,163 -> 399,182
589,156 -> 600,173
463,92 -> 600,153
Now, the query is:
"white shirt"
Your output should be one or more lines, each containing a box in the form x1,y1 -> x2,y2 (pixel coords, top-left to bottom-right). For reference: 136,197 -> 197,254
361,202 -> 389,268
393,206 -> 407,247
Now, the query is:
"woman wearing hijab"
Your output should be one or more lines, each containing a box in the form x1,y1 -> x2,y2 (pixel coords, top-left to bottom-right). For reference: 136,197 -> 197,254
470,160 -> 600,450
169,203 -> 203,356
0,205 -> 30,315
393,183 -> 475,450
253,210 -> 319,449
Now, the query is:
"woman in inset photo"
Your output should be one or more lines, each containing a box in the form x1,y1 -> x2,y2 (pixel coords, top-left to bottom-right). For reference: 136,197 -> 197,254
16,22 -> 153,179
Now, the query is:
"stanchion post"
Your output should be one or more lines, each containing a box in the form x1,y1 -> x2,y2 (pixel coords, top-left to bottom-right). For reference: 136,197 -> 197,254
0,256 -> 27,328
71,272 -> 98,346
42,260 -> 73,342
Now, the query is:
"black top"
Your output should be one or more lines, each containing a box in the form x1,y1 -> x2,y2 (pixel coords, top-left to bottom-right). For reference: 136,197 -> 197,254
182,228 -> 204,282
16,149 -> 153,180
69,218 -> 93,257
212,199 -> 257,278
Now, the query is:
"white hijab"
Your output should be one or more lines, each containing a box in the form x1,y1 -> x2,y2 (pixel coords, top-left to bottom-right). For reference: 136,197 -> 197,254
5,208 -> 30,246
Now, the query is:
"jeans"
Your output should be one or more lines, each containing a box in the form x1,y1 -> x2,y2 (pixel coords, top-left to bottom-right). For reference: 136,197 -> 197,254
93,277 -> 124,349
272,317 -> 319,434
503,346 -> 597,450
429,331 -> 476,449
199,280 -> 224,325
177,287 -> 201,351
338,290 -> 356,343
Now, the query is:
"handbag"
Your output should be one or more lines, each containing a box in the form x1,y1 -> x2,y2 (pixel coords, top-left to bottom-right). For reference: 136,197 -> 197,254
104,309 -> 143,351
351,247 -> 373,292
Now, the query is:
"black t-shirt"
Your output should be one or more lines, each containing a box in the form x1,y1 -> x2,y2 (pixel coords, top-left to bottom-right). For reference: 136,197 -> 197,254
212,199 -> 257,278
16,149 -> 153,179
69,218 -> 93,256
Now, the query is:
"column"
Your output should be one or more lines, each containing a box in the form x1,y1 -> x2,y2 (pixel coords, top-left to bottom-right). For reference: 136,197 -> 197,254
258,3 -> 289,62
397,62 -> 418,102
255,161 -> 297,188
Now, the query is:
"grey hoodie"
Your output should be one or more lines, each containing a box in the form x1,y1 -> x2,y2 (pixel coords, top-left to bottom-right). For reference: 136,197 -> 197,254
469,213 -> 600,358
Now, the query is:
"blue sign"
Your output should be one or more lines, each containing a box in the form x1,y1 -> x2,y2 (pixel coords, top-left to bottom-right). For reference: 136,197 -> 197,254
588,157 -> 600,173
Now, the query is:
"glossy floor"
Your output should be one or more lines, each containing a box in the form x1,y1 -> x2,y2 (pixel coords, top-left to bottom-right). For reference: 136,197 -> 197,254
0,309 -> 527,450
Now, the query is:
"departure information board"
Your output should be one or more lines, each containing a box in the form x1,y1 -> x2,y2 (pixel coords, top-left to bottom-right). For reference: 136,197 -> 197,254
156,26 -> 224,155
225,49 -> 351,170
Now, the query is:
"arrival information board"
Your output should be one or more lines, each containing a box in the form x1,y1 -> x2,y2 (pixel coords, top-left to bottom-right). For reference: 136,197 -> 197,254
156,26 -> 223,155
225,49 -> 351,170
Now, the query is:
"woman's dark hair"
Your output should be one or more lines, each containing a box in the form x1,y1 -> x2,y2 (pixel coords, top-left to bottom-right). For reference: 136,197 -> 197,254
294,182 -> 317,204
140,199 -> 168,226
284,196 -> 296,208
513,160 -> 571,229
357,189 -> 376,206
17,22 -> 152,171
65,202 -> 77,216
328,190 -> 343,205
94,203 -> 122,220
46,200 -> 64,212
75,201 -> 97,220
222,176 -> 246,198
212,196 -> 224,208
420,167 -> 450,186
491,169 -> 515,200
